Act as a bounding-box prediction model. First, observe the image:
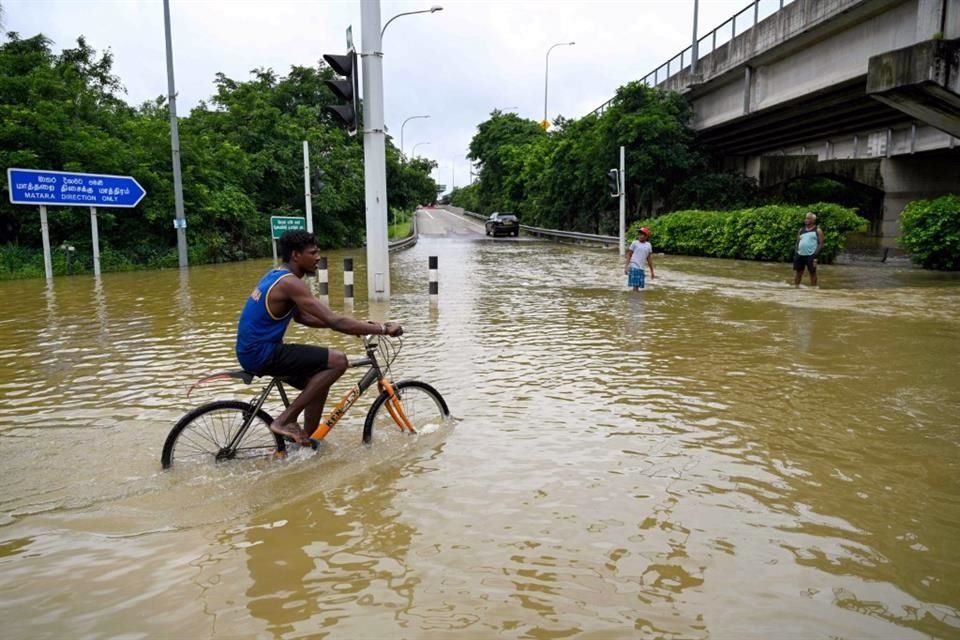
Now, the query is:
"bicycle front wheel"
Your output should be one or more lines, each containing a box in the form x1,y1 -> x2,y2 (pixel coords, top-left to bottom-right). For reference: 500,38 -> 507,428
161,400 -> 285,469
363,380 -> 450,445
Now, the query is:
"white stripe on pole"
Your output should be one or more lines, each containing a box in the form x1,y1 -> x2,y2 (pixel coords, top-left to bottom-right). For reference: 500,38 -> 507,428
429,256 -> 438,297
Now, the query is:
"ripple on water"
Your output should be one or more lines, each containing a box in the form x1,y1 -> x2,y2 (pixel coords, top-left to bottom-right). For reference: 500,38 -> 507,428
0,244 -> 958,637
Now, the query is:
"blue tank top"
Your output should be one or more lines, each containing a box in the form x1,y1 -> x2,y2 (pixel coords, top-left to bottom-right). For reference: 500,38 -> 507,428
235,268 -> 296,372
797,226 -> 819,256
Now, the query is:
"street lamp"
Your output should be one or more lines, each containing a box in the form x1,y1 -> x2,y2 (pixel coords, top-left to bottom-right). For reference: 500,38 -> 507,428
381,5 -> 443,39
544,41 -> 575,129
401,114 -> 430,160
411,142 -> 431,158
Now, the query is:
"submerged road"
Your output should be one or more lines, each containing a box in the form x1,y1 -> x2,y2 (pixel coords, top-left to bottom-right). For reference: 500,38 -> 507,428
0,227 -> 958,638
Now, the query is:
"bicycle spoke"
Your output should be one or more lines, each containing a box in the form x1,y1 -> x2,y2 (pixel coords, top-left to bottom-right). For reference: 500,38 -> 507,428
165,403 -> 280,467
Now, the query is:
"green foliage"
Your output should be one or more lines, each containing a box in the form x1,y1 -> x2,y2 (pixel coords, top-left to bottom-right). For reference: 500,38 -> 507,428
388,207 -> 413,240
0,32 -> 436,278
899,195 -> 960,270
466,83 -> 702,234
449,183 -> 481,212
633,203 -> 866,263
672,172 -> 760,211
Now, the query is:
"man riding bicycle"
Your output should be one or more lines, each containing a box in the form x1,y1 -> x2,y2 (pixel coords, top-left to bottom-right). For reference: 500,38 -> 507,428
235,230 -> 402,446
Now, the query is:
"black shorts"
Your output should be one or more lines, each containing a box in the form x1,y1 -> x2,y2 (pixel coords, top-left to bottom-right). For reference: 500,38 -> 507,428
793,254 -> 817,273
256,343 -> 330,390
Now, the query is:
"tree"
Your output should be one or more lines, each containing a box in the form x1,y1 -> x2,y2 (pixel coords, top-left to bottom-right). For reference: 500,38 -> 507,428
1,31 -> 438,277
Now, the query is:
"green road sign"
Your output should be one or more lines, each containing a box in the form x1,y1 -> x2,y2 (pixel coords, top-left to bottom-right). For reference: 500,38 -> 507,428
435,184 -> 446,192
270,216 -> 306,239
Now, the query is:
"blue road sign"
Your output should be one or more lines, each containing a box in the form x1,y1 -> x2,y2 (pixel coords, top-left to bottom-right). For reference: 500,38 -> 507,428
7,168 -> 146,208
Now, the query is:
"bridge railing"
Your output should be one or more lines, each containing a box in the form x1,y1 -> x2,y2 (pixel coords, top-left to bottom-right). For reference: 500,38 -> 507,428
447,206 -> 619,248
388,210 -> 418,252
591,0 -> 796,117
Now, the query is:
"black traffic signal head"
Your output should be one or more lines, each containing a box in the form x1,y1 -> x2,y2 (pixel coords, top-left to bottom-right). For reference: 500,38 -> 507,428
323,51 -> 359,135
606,169 -> 620,197
312,168 -> 326,192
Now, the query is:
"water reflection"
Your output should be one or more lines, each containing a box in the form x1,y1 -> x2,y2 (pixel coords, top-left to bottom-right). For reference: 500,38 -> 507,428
0,244 -> 958,638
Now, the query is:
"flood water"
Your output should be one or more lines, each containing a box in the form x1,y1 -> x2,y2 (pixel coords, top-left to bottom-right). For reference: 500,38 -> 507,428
1,231 -> 959,639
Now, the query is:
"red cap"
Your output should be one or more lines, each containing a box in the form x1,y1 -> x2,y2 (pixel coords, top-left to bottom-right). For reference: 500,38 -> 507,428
639,227 -> 651,236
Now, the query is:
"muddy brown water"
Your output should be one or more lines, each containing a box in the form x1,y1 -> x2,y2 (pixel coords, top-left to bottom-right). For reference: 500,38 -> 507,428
1,234 -> 958,638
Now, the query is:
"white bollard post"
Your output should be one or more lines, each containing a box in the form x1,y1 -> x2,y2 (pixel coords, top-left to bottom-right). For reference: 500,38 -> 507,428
344,258 -> 354,302
318,256 -> 329,298
429,256 -> 438,298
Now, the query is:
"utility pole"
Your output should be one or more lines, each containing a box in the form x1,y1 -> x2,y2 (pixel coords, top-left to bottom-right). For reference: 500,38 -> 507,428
361,0 -> 390,300
162,0 -> 188,268
619,146 -> 626,257
302,141 -> 313,233
691,0 -> 700,75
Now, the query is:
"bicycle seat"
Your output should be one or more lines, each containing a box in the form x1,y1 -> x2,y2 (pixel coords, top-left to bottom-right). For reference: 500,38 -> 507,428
187,369 -> 256,397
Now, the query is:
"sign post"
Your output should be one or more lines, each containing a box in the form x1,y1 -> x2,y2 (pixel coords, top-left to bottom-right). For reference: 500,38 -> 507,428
39,205 -> 53,280
7,168 -> 147,280
270,216 -> 306,265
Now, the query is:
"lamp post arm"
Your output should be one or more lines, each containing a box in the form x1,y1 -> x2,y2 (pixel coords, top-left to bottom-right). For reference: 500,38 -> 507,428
544,42 -> 574,126
400,114 -> 430,160
382,7 -> 442,39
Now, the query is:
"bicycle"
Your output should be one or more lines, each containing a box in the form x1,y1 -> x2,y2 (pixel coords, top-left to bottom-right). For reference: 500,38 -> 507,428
161,335 -> 450,469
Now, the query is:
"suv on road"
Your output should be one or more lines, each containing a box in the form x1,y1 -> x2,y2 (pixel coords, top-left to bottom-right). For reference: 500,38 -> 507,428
485,211 -> 519,237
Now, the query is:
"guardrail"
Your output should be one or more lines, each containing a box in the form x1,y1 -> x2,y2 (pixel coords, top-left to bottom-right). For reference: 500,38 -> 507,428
590,0 -> 796,117
388,210 -> 418,252
444,206 -> 619,248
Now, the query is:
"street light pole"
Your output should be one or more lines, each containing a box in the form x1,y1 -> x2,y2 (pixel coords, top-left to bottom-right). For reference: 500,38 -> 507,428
400,114 -> 430,161
358,2 -> 441,301
411,142 -> 431,158
544,41 -> 574,128
162,0 -> 188,268
691,0 -> 700,74
361,0 -> 390,300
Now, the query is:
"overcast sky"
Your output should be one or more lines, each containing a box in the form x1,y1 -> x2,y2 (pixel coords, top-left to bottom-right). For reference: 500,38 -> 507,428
5,0 -> 751,194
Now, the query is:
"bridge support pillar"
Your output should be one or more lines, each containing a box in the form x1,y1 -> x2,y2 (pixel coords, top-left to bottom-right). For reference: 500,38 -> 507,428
879,153 -> 960,246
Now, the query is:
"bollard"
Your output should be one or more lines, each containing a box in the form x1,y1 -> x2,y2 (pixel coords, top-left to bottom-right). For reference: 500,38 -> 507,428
318,256 -> 329,296
344,258 -> 354,301
429,256 -> 438,297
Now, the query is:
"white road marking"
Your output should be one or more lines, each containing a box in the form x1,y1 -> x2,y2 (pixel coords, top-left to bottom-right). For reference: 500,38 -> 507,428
436,208 -> 486,232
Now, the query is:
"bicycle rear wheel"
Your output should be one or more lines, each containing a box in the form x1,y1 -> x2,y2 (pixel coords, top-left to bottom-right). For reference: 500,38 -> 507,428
161,400 -> 285,469
363,380 -> 450,445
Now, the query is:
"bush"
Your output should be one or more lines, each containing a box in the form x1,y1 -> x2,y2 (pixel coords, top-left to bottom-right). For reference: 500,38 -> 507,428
671,172 -> 760,211
632,203 -> 866,262
899,195 -> 960,270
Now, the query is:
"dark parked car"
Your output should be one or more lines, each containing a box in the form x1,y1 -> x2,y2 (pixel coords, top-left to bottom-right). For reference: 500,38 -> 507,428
485,211 -> 519,237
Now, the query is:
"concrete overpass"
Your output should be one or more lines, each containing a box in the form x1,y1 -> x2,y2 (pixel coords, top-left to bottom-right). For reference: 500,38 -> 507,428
602,0 -> 960,244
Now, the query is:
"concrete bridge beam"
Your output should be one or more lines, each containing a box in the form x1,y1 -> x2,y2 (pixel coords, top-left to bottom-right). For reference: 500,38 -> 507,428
867,38 -> 960,137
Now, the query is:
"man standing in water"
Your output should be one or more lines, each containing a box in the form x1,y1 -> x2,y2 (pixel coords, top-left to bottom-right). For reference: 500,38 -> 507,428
624,227 -> 656,291
235,230 -> 402,445
793,211 -> 825,288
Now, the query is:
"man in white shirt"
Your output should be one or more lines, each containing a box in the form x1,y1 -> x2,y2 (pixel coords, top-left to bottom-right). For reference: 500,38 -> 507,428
624,227 -> 656,291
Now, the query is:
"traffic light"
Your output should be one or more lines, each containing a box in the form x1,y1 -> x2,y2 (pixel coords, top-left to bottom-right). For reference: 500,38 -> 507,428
312,168 -> 326,193
323,50 -> 359,135
606,169 -> 620,197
